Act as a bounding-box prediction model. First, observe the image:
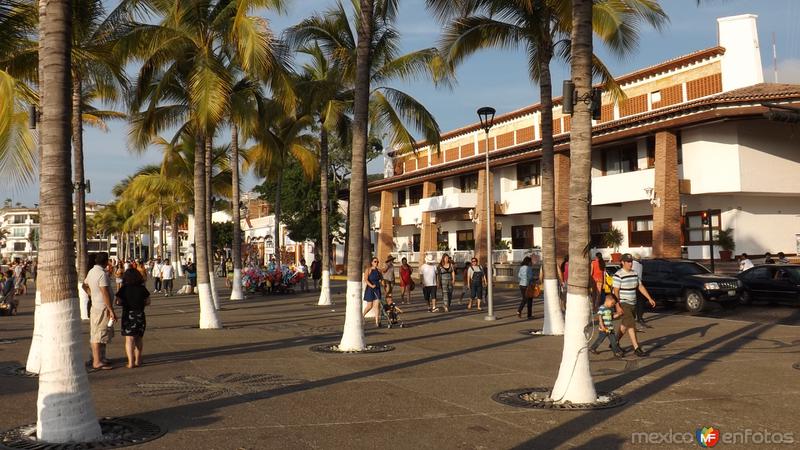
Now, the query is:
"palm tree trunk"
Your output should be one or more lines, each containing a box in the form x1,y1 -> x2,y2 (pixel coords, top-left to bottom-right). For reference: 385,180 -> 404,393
274,169 -> 284,267
195,134 -> 221,328
35,0 -> 102,441
230,125 -> 243,300
318,126 -> 331,305
159,205 -> 165,259
172,214 -> 180,282
205,137 -> 219,309
362,167 -> 370,262
538,24 -> 564,336
551,0 -> 597,404
339,0 -> 374,351
72,73 -> 88,299
148,214 -> 154,260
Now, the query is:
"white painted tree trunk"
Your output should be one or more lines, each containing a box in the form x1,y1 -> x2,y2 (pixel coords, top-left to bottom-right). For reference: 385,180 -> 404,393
541,278 -> 564,335
209,271 -> 219,309
198,282 -> 222,329
550,292 -> 597,404
230,268 -> 243,300
338,281 -> 365,351
77,281 -> 89,321
317,270 -> 331,306
36,299 -> 102,442
26,290 -> 42,373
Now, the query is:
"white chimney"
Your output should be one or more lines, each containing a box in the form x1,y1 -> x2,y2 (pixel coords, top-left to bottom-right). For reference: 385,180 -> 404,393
717,14 -> 764,91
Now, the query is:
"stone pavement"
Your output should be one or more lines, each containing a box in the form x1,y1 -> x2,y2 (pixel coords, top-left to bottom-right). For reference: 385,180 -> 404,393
1,284 -> 799,449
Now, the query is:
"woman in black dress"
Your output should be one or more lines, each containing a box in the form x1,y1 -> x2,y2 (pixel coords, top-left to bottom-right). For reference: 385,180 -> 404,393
115,268 -> 151,368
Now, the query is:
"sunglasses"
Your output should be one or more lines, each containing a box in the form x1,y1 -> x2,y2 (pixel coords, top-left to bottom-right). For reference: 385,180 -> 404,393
372,259 -> 379,263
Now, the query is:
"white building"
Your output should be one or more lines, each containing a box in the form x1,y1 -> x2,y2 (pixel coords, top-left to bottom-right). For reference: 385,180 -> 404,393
0,207 -> 39,260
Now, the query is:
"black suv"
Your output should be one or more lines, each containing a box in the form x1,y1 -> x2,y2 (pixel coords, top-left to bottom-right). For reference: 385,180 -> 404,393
640,259 -> 742,313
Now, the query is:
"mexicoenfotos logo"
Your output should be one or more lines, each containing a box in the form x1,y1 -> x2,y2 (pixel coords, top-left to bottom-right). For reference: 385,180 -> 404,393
696,427 -> 721,447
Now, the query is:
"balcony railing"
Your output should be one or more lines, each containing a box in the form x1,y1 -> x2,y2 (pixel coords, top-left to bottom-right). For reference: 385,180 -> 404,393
419,192 -> 477,213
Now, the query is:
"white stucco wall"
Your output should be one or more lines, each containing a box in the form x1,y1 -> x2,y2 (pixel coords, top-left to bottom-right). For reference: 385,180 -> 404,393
717,14 -> 763,92
682,122 -> 742,194
737,120 -> 800,194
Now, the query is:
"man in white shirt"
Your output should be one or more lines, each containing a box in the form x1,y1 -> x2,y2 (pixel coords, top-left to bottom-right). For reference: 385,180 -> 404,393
83,252 -> 116,370
738,253 -> 754,272
161,260 -> 175,296
151,258 -> 163,293
420,254 -> 438,312
631,255 -> 650,329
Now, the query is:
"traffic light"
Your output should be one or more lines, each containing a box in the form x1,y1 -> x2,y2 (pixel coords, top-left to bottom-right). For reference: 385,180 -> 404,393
701,210 -> 710,226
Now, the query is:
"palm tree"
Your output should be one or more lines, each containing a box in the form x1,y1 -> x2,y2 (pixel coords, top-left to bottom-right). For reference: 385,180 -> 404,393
123,0 -> 282,328
34,0 -> 102,441
550,0 -> 596,404
429,0 -> 666,335
0,0 -> 37,187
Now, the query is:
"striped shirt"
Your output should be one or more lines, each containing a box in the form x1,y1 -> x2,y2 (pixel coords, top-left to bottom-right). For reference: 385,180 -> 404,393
612,268 -> 640,305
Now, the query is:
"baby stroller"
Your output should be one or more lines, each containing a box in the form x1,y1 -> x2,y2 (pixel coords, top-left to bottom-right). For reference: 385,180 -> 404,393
381,301 -> 404,328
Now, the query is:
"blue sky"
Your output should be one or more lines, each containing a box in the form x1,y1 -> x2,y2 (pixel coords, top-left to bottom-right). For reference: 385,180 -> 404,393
6,0 -> 800,206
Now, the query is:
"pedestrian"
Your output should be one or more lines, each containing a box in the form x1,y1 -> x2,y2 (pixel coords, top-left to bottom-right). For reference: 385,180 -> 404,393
83,252 -> 116,370
399,257 -> 413,304
382,255 -> 396,298
1,269 -> 18,315
151,258 -> 163,293
467,257 -> 486,311
589,293 -> 624,357
516,256 -> 535,319
764,252 -> 775,264
115,268 -> 150,368
161,259 -> 175,296
738,253 -> 754,272
136,260 -> 148,284
437,254 -> 454,312
420,253 -> 438,312
631,255 -> 650,329
362,257 -> 383,327
590,253 -> 606,310
310,255 -> 322,290
777,252 -> 790,264
12,261 -> 23,295
612,253 -> 656,357
115,261 -> 125,292
299,258 -> 309,292
185,260 -> 197,293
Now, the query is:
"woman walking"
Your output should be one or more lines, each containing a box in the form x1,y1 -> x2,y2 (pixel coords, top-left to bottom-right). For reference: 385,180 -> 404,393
362,257 -> 383,327
399,257 -> 413,304
517,256 -> 535,319
115,268 -> 150,368
467,257 -> 486,310
437,254 -> 455,312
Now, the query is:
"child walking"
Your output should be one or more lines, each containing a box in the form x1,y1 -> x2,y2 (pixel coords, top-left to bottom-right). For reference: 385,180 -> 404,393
589,294 -> 624,358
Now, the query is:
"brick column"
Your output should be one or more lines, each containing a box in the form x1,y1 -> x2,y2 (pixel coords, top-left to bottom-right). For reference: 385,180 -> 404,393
419,181 -> 438,260
474,169 -> 496,264
376,190 -> 394,263
554,152 -> 570,260
652,130 -> 682,258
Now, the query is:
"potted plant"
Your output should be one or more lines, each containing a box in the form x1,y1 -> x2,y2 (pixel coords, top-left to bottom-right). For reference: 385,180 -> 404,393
603,227 -> 624,262
716,228 -> 735,260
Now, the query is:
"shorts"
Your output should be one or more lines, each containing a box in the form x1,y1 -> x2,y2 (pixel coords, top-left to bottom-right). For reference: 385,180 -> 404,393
383,279 -> 394,296
422,285 -> 436,303
90,307 -> 114,344
620,303 -> 636,329
470,282 -> 484,300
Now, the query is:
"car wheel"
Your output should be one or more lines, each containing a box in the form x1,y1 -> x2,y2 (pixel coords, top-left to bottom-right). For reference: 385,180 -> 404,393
739,290 -> 752,305
684,290 -> 706,314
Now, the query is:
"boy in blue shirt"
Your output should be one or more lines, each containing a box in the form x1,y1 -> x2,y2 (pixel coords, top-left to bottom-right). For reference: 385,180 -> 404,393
589,293 -> 624,357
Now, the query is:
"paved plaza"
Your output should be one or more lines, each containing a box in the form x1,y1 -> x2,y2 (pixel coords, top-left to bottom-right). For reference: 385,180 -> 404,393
2,284 -> 799,449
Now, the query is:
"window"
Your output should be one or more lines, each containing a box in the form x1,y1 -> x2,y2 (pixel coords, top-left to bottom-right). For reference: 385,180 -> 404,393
13,242 -> 26,251
602,142 -> 638,175
628,215 -> 653,247
12,227 -> 26,237
456,229 -> 474,250
516,161 -> 541,188
511,225 -> 534,249
12,215 -> 26,224
651,90 -> 662,104
396,189 -> 407,207
683,210 -> 720,245
646,136 -> 655,169
409,185 -> 423,205
460,174 -> 478,193
412,233 -> 421,252
434,180 -> 444,196
590,219 -> 612,248
437,231 -> 449,251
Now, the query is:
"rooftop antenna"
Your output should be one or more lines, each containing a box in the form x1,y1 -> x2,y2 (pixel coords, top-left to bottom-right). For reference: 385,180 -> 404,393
772,32 -> 778,83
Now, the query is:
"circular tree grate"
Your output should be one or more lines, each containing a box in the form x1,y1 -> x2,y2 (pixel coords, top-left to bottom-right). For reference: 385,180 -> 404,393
793,362 -> 800,371
0,417 -> 164,449
310,343 -> 395,354
492,387 -> 626,410
518,329 -> 544,336
0,365 -> 37,378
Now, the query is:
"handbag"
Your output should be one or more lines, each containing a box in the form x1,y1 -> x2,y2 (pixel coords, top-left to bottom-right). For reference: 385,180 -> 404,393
409,280 -> 416,291
526,283 -> 541,299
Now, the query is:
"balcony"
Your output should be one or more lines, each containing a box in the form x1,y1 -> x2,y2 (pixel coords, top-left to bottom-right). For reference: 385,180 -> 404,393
419,192 -> 478,213
591,169 -> 654,206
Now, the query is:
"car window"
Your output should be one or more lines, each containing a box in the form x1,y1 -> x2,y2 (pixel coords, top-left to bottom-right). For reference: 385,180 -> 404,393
642,260 -> 661,274
775,269 -> 793,281
784,267 -> 800,280
749,267 -> 771,280
671,262 -> 710,276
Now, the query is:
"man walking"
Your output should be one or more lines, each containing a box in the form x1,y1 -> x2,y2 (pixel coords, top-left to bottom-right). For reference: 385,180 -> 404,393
83,252 -> 116,370
613,253 -> 656,357
420,254 -> 438,312
161,260 -> 175,296
151,258 -> 163,293
738,253 -> 754,272
632,255 -> 650,329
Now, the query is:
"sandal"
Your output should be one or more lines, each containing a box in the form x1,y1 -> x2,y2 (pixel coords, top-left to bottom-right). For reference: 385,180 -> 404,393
90,365 -> 113,371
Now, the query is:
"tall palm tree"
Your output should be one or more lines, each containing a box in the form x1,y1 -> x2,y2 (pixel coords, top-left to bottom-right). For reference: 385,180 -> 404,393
429,0 -> 666,335
550,0 -> 596,404
123,0 -> 282,328
35,0 -> 102,441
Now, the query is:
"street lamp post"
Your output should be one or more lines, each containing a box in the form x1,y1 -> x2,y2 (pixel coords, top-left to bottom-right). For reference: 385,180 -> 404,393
477,107 -> 496,321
